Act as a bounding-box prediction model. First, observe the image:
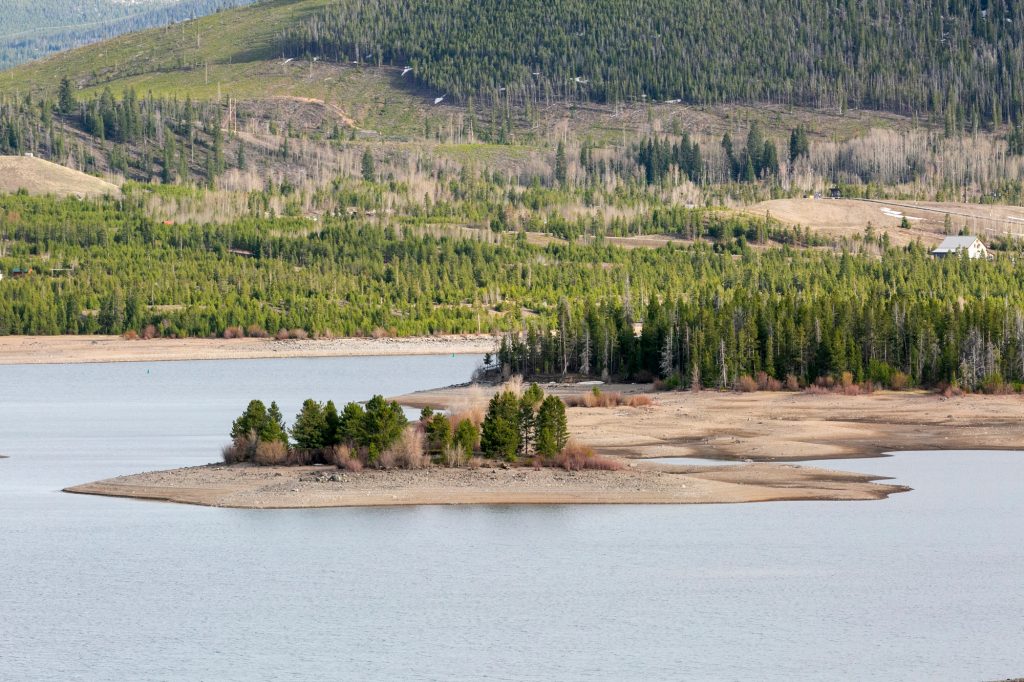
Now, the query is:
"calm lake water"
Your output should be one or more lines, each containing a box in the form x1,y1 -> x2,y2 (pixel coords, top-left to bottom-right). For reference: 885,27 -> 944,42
1,356 -> 1023,681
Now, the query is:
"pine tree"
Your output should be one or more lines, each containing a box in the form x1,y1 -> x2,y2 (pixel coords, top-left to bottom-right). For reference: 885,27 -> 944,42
361,395 -> 407,451
480,391 -> 521,461
554,139 -> 568,187
338,402 -> 366,446
535,395 -> 568,457
426,413 -> 452,454
518,382 -> 545,456
361,148 -> 375,181
323,400 -> 341,446
291,399 -> 327,450
57,78 -> 76,115
231,400 -> 269,439
453,419 -> 480,458
264,402 -> 289,444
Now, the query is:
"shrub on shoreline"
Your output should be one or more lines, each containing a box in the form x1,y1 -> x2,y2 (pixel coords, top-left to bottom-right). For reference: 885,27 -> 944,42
555,441 -> 625,471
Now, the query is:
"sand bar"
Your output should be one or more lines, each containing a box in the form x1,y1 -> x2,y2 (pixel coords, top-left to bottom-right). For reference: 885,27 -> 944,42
0,334 -> 498,365
64,461 -> 907,508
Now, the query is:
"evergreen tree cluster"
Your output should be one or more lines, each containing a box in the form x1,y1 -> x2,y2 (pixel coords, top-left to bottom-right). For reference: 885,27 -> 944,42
635,135 -> 702,185
480,384 -> 568,462
226,394 -> 409,466
0,88 -> 244,184
498,263 -> 1024,393
281,0 -> 1024,124
721,123 -> 779,182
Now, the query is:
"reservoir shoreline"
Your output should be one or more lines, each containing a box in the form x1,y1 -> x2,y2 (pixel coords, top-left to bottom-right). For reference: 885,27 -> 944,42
52,360 -> 1024,509
0,334 -> 498,365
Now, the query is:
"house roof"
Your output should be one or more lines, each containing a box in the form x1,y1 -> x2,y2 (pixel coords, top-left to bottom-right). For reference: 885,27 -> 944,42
932,236 -> 982,253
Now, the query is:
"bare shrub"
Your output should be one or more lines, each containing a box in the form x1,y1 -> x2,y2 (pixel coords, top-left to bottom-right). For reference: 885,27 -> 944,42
840,371 -> 855,388
122,329 -> 139,340
784,374 -> 801,391
566,388 -> 625,408
340,455 -> 364,472
382,428 -> 429,469
440,445 -> 470,468
756,371 -> 783,391
804,384 -> 830,395
285,448 -> 315,466
253,440 -> 289,466
288,328 -> 309,340
555,441 -> 625,471
814,375 -> 836,389
222,435 -> 256,464
736,375 -> 758,392
275,328 -> 289,340
324,444 -> 352,467
246,325 -> 268,338
371,326 -> 389,339
501,375 -> 524,397
890,371 -> 910,390
601,391 -> 623,407
376,448 -> 396,468
141,324 -> 157,340
626,394 -> 654,407
842,383 -> 862,396
467,457 -> 485,469
449,384 -> 488,426
583,454 -> 627,471
223,326 -> 245,339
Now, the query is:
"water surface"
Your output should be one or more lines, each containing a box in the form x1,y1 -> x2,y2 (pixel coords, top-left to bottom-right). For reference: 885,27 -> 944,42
1,357 -> 1022,681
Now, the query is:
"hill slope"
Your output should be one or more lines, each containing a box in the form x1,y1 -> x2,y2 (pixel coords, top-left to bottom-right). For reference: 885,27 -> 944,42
0,0 -> 258,70
282,0 -> 1024,124
0,156 -> 120,197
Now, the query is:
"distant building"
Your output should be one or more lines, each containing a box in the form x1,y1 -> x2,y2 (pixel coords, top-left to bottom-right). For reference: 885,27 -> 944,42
931,236 -> 989,259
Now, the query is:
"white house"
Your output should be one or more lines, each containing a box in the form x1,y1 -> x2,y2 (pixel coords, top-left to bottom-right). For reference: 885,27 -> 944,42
931,236 -> 989,259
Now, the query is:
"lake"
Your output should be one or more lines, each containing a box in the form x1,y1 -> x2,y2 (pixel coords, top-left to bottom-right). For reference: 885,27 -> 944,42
1,356 -> 1022,681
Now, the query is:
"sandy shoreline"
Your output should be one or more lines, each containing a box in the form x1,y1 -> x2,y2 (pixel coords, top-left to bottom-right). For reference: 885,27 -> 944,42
61,381 -> 1022,509
394,384 -> 1024,461
0,334 -> 498,365
64,461 -> 908,508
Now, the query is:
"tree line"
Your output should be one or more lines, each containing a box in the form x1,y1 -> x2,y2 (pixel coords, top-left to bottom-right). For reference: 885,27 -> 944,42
3,192 -> 1024,396
497,256 -> 1024,393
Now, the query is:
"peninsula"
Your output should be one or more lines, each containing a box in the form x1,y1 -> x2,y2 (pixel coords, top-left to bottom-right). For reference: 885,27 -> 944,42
64,380 -> 1024,509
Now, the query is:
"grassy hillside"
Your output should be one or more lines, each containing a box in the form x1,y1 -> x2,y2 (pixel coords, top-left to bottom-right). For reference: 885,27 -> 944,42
1,0 -> 448,137
0,156 -> 121,197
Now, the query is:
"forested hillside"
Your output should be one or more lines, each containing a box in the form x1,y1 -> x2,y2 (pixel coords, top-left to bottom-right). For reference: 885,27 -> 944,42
0,0 -> 256,70
2,193 -> 1023,391
283,0 -> 1024,125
